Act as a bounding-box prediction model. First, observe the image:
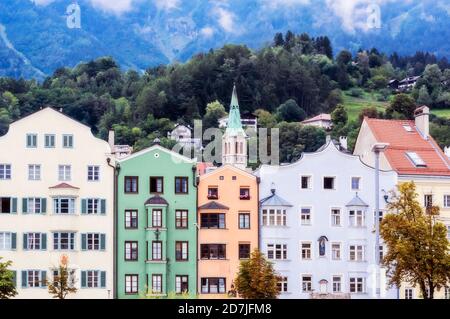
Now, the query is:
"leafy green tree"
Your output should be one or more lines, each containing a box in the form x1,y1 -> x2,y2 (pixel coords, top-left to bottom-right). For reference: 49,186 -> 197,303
381,182 -> 450,299
417,85 -> 432,106
386,93 -> 416,119
47,255 -> 77,299
203,100 -> 227,130
277,99 -> 306,122
254,109 -> 277,128
234,250 -> 280,299
0,257 -> 17,299
331,104 -> 348,127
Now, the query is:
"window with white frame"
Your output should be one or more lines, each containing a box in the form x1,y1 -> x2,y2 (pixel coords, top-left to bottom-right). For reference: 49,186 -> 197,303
53,197 -> 75,214
125,275 -> 138,294
0,164 -> 11,180
332,276 -> 342,292
302,275 -> 312,292
87,198 -> 100,214
87,166 -> 100,181
323,177 -> 335,190
175,275 -> 189,294
349,210 -> 365,227
301,242 -> 312,260
26,233 -> 44,250
125,210 -> 138,229
26,270 -> 43,288
63,134 -> 74,148
0,232 -> 12,250
351,177 -> 361,190
267,244 -> 287,260
152,241 -> 162,260
58,165 -> 71,181
331,208 -> 341,226
26,134 -> 37,148
26,197 -> 43,214
379,245 -> 384,261
262,209 -> 287,226
444,195 -> 450,208
349,245 -> 364,261
331,243 -> 341,260
53,232 -> 75,250
28,164 -> 41,180
87,233 -> 100,250
447,225 -> 450,239
301,176 -> 311,189
424,194 -> 433,208
87,270 -> 99,288
405,288 -> 413,299
300,208 -> 311,225
44,134 -> 55,148
277,277 -> 288,293
152,274 -> 162,293
125,241 -> 138,261
349,277 -> 365,293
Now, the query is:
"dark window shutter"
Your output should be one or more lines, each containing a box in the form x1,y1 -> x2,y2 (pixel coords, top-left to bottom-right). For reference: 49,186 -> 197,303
21,271 -> 27,288
12,271 -> 17,287
40,271 -> 47,288
81,199 -> 87,214
41,233 -> 47,250
81,234 -> 87,250
100,271 -> 106,288
22,198 -> 28,214
11,233 -> 16,250
101,199 -> 106,215
12,198 -> 17,213
23,233 -> 28,250
100,234 -> 106,250
41,198 -> 47,214
81,271 -> 87,288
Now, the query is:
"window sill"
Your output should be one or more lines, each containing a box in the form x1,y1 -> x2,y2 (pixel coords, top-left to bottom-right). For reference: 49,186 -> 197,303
200,258 -> 228,261
146,227 -> 167,231
146,259 -> 167,264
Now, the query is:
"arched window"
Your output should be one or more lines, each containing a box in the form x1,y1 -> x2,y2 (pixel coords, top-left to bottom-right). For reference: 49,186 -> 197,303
235,142 -> 239,154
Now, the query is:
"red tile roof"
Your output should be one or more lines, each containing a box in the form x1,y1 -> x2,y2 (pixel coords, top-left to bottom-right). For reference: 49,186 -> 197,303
365,118 -> 450,176
49,183 -> 80,189
302,113 -> 331,123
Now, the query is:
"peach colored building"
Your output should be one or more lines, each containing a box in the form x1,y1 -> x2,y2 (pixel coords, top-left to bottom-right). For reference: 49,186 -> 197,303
197,165 -> 259,298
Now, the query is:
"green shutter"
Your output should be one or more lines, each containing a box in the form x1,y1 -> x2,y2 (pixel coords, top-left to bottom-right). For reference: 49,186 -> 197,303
22,198 -> 28,214
100,199 -> 106,215
81,271 -> 87,288
12,198 -> 17,213
41,233 -> 47,250
40,271 -> 47,288
21,271 -> 27,288
100,271 -> 106,288
12,271 -> 17,287
81,234 -> 87,250
23,234 -> 28,250
81,199 -> 87,214
100,234 -> 106,250
41,198 -> 47,214
11,233 -> 16,250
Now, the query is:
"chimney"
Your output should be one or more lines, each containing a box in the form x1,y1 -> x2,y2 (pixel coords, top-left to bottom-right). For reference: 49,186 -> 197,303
108,130 -> 115,150
414,106 -> 430,140
339,136 -> 348,150
445,146 -> 450,158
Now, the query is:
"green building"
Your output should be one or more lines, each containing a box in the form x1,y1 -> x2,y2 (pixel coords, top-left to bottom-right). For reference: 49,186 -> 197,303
116,142 -> 197,298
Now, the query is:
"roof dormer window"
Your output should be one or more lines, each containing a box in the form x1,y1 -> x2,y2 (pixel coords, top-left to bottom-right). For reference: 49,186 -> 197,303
405,152 -> 427,167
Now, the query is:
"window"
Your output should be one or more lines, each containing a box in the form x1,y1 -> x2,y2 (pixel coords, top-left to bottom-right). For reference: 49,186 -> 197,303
87,166 -> 100,181
278,277 -> 288,293
28,164 -> 41,181
175,241 -> 189,261
175,177 -> 188,194
447,225 -> 450,239
301,176 -> 311,189
201,278 -> 226,294
24,233 -> 46,250
239,244 -> 250,259
44,134 -> 55,148
200,213 -> 225,229
81,270 -> 106,288
379,245 -> 384,261
349,277 -> 365,293
302,275 -> 312,292
332,276 -> 342,293
175,210 -> 188,229
207,187 -> 218,199
406,152 -> 426,167
125,241 -> 138,261
152,241 -> 162,260
152,275 -> 162,293
58,165 -> 71,181
53,232 -> 75,250
201,244 -> 226,260
238,213 -> 250,229
351,177 -> 360,190
151,209 -> 162,228
176,275 -> 189,294
239,187 -> 250,200
374,210 -> 384,224
55,269 -> 76,288
84,198 -> 104,215
349,210 -> 365,227
53,197 -> 75,214
150,177 -> 164,193
125,275 -> 138,294
24,270 -> 46,288
262,209 -> 287,226
444,195 -> 450,208
323,177 -> 335,190
404,288 -> 413,299
25,198 -> 45,214
332,243 -> 341,260
62,134 -> 74,148
0,197 -> 16,214
125,210 -> 138,229
124,176 -> 138,193
26,134 -> 37,148
445,287 -> 450,300
0,232 -> 15,250
301,208 -> 311,225
349,245 -> 364,261
424,194 -> 433,208
82,233 -> 105,251
301,243 -> 312,260
331,209 -> 341,226
267,244 -> 287,260
0,164 -> 11,180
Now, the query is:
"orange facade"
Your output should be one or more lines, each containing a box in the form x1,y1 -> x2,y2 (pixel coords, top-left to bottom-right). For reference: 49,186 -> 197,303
197,165 -> 259,298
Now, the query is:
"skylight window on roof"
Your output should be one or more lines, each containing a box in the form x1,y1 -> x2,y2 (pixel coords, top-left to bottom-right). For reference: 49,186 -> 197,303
406,152 -> 427,167
402,124 -> 413,132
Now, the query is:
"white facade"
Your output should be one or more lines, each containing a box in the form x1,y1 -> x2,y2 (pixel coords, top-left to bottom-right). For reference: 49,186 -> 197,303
168,124 -> 202,150
257,142 -> 398,299
0,107 -> 114,299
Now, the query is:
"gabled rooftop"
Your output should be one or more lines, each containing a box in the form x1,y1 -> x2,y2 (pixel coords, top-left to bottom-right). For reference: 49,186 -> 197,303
198,201 -> 229,210
260,189 -> 293,207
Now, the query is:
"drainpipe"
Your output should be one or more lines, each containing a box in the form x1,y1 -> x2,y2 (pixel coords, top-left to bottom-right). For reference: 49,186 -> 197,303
256,177 -> 261,252
192,165 -> 199,296
107,158 -> 120,299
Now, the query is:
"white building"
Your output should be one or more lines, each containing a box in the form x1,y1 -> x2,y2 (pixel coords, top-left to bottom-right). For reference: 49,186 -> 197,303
301,114 -> 332,130
0,107 -> 114,299
168,124 -> 202,151
257,141 -> 398,299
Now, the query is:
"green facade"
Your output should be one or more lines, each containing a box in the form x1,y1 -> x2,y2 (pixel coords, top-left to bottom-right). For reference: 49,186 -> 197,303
117,145 -> 197,298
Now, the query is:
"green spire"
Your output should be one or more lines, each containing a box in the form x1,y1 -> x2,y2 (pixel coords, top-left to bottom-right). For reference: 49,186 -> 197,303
226,84 -> 245,135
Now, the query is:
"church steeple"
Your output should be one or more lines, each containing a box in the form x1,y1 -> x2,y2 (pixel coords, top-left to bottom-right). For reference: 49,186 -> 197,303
222,84 -> 247,170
